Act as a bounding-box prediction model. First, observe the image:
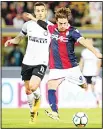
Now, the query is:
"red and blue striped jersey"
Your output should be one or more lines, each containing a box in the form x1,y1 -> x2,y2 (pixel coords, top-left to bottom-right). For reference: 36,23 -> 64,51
48,25 -> 83,69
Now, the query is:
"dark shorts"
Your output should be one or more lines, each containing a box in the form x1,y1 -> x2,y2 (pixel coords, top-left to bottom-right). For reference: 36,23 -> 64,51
21,63 -> 47,81
84,76 -> 96,85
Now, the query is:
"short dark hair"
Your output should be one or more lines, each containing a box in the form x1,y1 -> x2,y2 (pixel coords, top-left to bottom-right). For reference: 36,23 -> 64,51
55,7 -> 71,21
34,2 -> 46,9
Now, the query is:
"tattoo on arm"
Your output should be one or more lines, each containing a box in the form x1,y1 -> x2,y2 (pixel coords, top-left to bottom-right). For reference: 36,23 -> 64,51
14,33 -> 25,44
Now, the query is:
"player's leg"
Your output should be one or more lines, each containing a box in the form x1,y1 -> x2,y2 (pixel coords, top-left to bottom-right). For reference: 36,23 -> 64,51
45,78 -> 64,120
29,75 -> 41,122
29,65 -> 47,122
91,76 -> 100,106
24,81 -> 37,123
91,76 -> 96,93
21,64 -> 35,112
67,66 -> 88,89
84,76 -> 92,92
24,81 -> 34,112
21,64 -> 39,123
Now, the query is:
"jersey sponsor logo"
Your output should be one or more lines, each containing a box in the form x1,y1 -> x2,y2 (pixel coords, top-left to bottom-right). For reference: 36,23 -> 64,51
29,36 -> 47,43
51,34 -> 68,42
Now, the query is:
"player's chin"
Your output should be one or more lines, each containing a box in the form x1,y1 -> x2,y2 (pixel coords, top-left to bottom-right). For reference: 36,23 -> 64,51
60,29 -> 66,32
39,16 -> 43,20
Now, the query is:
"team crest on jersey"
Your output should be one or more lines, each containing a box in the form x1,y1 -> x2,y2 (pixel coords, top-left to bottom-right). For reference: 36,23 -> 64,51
79,76 -> 83,80
44,31 -> 48,36
79,76 -> 83,83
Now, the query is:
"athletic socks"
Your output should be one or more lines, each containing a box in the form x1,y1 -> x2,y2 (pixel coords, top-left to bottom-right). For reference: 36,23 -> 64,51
32,87 -> 41,99
32,88 -> 41,113
48,89 -> 58,113
27,93 -> 35,112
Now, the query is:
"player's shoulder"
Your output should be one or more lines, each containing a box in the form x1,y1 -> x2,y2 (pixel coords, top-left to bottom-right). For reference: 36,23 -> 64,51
47,23 -> 56,33
69,26 -> 79,32
70,26 -> 76,30
23,20 -> 37,25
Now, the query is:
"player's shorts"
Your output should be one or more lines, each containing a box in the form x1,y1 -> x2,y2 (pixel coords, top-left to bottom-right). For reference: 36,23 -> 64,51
48,66 -> 86,85
84,76 -> 96,85
21,63 -> 47,81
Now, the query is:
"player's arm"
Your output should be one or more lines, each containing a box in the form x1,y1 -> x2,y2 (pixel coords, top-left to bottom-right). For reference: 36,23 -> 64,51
23,13 -> 48,30
4,33 -> 25,47
5,22 -> 27,47
78,38 -> 102,59
72,29 -> 102,59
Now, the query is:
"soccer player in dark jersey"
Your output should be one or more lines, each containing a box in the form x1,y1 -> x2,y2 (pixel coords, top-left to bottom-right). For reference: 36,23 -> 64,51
24,7 -> 102,120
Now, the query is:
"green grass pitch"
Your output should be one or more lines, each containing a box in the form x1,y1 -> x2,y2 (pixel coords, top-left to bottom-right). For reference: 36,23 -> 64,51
2,108 -> 102,128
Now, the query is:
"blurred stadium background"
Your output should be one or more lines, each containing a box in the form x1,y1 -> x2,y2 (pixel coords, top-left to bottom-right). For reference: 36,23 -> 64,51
1,1 -> 102,128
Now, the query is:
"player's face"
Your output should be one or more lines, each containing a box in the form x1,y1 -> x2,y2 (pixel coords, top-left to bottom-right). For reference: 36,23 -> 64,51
57,18 -> 68,31
34,6 -> 47,20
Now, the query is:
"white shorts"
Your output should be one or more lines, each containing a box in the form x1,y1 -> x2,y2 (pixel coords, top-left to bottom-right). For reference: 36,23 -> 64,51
48,66 -> 86,85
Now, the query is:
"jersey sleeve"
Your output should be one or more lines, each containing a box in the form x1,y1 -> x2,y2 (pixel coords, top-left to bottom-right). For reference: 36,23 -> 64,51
37,20 -> 48,30
20,22 -> 27,35
72,28 -> 84,42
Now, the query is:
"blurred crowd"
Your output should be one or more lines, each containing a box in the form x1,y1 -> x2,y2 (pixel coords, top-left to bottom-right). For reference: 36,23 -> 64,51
2,1 -> 102,28
1,2 -> 102,67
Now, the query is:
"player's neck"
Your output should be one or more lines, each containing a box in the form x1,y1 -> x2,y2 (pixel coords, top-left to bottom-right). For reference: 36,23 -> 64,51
37,18 -> 47,22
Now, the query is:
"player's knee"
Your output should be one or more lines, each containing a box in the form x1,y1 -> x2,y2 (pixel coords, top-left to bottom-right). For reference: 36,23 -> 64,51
29,82 -> 39,91
80,83 -> 88,90
47,81 -> 57,90
29,76 -> 41,91
33,87 -> 41,99
25,87 -> 32,95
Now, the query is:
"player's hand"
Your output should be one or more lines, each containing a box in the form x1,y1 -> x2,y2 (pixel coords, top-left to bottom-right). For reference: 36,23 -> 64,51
95,52 -> 102,59
4,39 -> 15,47
23,12 -> 37,22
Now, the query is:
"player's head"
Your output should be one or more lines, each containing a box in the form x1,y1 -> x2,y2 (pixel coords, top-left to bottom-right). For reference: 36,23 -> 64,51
34,2 -> 47,20
55,7 -> 71,31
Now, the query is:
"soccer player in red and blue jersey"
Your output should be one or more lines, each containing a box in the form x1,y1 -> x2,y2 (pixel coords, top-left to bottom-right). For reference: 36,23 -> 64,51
24,7 -> 102,120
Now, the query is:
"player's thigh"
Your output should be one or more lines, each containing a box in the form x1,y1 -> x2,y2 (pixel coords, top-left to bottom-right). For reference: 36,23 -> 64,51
48,69 -> 67,80
48,78 -> 64,90
29,75 -> 41,90
30,65 -> 47,90
67,66 -> 86,85
21,63 -> 32,81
